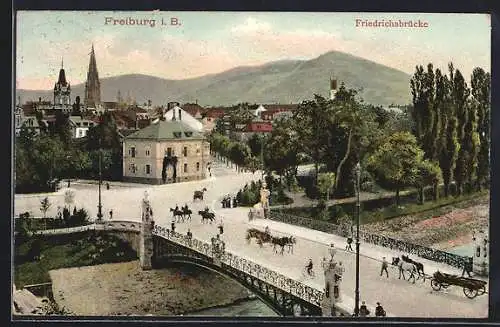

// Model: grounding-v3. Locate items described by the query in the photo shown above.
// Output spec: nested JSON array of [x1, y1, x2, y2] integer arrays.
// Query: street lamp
[[96, 137, 103, 223], [260, 135, 265, 182], [353, 162, 361, 316]]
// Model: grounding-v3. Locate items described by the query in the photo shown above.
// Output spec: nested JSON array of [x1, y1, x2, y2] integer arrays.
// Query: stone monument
[[140, 191, 154, 270], [260, 181, 271, 218], [321, 258, 344, 316], [472, 229, 489, 276]]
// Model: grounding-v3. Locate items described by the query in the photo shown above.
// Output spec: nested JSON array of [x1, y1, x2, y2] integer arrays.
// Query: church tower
[[330, 76, 338, 100], [84, 44, 102, 109], [54, 58, 71, 110]]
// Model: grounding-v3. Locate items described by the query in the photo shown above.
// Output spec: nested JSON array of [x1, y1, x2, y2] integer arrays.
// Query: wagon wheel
[[479, 285, 486, 295], [463, 287, 478, 299], [431, 279, 442, 291], [441, 283, 450, 289]]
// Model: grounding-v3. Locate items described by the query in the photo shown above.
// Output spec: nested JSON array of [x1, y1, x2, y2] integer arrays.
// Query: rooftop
[[125, 119, 205, 141]]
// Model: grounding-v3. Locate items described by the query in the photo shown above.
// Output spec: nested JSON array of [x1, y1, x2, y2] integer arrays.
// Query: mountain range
[[17, 51, 412, 107]]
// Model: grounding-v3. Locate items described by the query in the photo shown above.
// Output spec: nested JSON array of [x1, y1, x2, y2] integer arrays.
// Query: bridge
[[34, 220, 342, 316]]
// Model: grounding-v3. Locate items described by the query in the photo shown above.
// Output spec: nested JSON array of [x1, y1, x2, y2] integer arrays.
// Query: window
[[183, 147, 188, 157], [166, 147, 172, 157], [145, 164, 151, 175], [146, 149, 150, 156], [184, 163, 188, 173], [130, 147, 136, 158], [196, 162, 200, 171], [129, 163, 136, 174]]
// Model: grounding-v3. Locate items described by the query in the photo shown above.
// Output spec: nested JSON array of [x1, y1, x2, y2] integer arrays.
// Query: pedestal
[[140, 198, 154, 270], [321, 259, 343, 317], [472, 229, 489, 276]]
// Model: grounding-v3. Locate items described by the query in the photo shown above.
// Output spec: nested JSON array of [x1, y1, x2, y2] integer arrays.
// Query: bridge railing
[[269, 211, 468, 269], [152, 225, 324, 307]]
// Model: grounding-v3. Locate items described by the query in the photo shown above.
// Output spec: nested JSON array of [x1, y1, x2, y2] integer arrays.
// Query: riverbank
[[49, 261, 255, 316], [362, 196, 489, 250]]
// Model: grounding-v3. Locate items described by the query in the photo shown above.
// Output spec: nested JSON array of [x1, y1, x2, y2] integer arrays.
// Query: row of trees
[[208, 132, 260, 172], [410, 64, 490, 197], [15, 111, 123, 193]]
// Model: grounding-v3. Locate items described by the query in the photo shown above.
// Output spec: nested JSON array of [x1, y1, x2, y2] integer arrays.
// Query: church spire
[[84, 44, 101, 108]]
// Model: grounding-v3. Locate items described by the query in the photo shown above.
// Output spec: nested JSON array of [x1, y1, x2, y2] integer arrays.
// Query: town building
[[68, 116, 96, 138], [33, 61, 73, 114], [122, 117, 210, 184]]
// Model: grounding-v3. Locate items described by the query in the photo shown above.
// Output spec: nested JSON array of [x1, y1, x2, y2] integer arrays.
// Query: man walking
[[345, 236, 353, 251], [109, 209, 113, 220], [462, 257, 473, 277], [380, 257, 389, 278], [218, 219, 224, 235]]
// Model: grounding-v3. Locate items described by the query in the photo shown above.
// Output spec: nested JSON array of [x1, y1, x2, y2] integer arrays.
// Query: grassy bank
[[14, 231, 137, 288], [277, 190, 489, 225]]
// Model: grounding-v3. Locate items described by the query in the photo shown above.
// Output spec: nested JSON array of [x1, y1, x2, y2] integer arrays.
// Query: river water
[[186, 299, 278, 316]]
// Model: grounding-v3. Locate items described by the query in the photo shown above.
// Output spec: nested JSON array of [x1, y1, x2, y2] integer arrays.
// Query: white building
[[69, 117, 96, 138]]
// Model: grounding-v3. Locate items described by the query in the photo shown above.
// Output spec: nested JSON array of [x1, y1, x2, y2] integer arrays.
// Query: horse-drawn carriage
[[430, 271, 487, 299]]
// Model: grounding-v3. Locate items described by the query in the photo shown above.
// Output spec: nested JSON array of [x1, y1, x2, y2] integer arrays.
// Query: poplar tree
[[451, 68, 471, 196], [471, 67, 491, 190]]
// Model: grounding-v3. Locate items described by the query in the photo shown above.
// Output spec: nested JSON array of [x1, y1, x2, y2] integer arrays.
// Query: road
[[14, 159, 488, 318]]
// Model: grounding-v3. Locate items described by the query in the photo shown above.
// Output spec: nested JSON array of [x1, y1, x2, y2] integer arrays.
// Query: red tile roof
[[182, 103, 206, 117]]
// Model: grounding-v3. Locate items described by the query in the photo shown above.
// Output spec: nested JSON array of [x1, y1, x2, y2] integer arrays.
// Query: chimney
[[178, 108, 182, 121], [195, 99, 198, 105], [172, 106, 176, 121]]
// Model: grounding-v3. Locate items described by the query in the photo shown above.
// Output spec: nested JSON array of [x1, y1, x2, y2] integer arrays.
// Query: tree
[[264, 119, 300, 181], [229, 142, 251, 171], [40, 197, 51, 230], [414, 160, 442, 204], [317, 172, 336, 203], [471, 67, 491, 190], [436, 64, 459, 197], [451, 68, 471, 196], [366, 132, 424, 205]]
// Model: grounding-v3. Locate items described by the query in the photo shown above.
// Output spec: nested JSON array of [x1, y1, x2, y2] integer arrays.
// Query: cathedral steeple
[[84, 44, 102, 109], [54, 58, 71, 108]]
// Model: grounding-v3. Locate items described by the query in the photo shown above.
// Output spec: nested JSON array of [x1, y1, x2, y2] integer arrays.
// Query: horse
[[170, 208, 184, 223], [402, 255, 425, 279], [392, 257, 417, 283], [272, 236, 296, 255], [182, 206, 192, 221], [193, 188, 208, 201], [198, 210, 215, 223]]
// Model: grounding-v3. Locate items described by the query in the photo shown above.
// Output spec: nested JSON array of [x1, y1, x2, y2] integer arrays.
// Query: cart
[[430, 271, 487, 299]]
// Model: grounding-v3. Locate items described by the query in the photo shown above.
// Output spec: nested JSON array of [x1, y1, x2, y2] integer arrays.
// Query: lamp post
[[96, 137, 103, 223], [353, 162, 361, 316], [260, 135, 265, 182]]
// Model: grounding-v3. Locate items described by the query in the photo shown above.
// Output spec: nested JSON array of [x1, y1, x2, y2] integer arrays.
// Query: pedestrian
[[359, 301, 370, 317], [171, 221, 176, 233], [375, 302, 386, 317], [218, 220, 224, 235], [187, 229, 193, 245], [106, 182, 110, 190], [109, 209, 113, 220], [346, 236, 353, 251], [462, 257, 473, 277], [380, 257, 389, 278], [232, 197, 237, 208], [328, 243, 336, 260]]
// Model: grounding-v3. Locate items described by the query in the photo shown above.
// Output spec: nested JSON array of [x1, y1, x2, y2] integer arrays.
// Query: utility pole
[[354, 162, 361, 316], [97, 136, 103, 223]]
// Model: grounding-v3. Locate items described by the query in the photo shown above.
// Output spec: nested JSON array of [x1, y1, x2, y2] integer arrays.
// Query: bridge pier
[[140, 193, 154, 270]]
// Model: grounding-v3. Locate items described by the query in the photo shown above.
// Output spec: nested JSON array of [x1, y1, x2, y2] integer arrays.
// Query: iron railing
[[152, 225, 324, 307], [269, 211, 468, 269]]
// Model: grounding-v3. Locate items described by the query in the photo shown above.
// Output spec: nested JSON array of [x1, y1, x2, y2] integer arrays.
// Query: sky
[[15, 11, 490, 90]]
